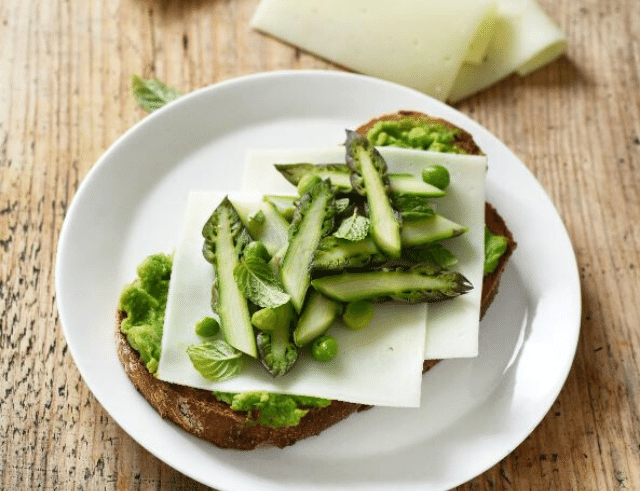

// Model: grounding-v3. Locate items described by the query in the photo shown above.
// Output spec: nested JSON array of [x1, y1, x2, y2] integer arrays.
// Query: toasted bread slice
[[115, 112, 516, 449]]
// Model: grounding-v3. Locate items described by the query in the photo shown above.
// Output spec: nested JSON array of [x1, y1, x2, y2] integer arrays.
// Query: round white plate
[[56, 70, 581, 491]]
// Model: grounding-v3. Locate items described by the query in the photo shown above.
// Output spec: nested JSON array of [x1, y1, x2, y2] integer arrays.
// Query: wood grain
[[1, 0, 639, 489]]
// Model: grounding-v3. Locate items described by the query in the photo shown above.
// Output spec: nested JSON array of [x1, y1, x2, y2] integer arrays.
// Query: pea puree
[[366, 117, 466, 154]]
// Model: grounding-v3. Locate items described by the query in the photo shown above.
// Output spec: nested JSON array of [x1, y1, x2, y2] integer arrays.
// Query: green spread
[[484, 226, 509, 275], [366, 117, 465, 154], [118, 253, 172, 374], [213, 391, 331, 428]]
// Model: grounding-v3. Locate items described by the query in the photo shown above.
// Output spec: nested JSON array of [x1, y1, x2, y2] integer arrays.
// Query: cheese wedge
[[251, 0, 497, 101], [158, 191, 428, 407], [448, 0, 567, 102], [242, 147, 487, 359]]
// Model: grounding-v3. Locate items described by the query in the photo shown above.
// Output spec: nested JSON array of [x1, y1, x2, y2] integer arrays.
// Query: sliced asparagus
[[312, 236, 384, 271], [293, 290, 342, 347], [311, 264, 473, 303], [345, 130, 401, 258], [230, 197, 290, 257], [280, 180, 335, 312], [400, 214, 467, 247], [201, 198, 257, 357], [275, 163, 444, 197]]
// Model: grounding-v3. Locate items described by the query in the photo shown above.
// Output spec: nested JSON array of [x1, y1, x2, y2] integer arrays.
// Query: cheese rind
[[251, 0, 497, 101], [158, 191, 428, 407], [242, 147, 487, 359]]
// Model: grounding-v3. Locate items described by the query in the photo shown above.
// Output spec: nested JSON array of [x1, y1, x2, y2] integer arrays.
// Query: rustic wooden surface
[[1, 0, 639, 489]]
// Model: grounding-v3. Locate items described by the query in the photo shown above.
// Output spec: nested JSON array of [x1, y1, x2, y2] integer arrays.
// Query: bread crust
[[116, 111, 516, 449]]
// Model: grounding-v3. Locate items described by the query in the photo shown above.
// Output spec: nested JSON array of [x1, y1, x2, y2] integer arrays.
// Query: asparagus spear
[[345, 130, 402, 258], [202, 198, 257, 357]]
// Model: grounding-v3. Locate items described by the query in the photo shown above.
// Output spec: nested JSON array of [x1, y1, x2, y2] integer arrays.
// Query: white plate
[[55, 70, 581, 491]]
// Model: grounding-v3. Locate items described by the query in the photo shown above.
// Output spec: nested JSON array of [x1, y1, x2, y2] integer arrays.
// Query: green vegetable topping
[[311, 335, 338, 362], [195, 316, 220, 338], [346, 130, 401, 258], [244, 240, 271, 262], [234, 253, 290, 309], [422, 164, 451, 190], [251, 307, 278, 332], [297, 174, 323, 196], [333, 211, 370, 242], [118, 253, 172, 374], [256, 303, 299, 377], [280, 179, 336, 312], [484, 225, 509, 274], [213, 391, 331, 428], [186, 339, 244, 382], [342, 300, 375, 330], [131, 75, 182, 113], [202, 197, 257, 357], [366, 117, 465, 153]]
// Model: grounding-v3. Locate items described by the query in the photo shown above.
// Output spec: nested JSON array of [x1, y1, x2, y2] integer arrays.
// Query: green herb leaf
[[333, 211, 370, 242], [186, 340, 244, 381], [234, 255, 291, 308], [132, 75, 182, 112], [392, 194, 435, 220]]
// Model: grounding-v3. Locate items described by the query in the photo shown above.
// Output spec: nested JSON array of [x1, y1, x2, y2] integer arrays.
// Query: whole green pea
[[422, 164, 450, 190], [311, 335, 338, 362], [195, 316, 220, 338], [251, 308, 278, 332], [342, 300, 374, 330]]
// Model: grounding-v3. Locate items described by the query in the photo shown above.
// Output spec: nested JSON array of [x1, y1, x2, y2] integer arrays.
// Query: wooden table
[[1, 0, 639, 489]]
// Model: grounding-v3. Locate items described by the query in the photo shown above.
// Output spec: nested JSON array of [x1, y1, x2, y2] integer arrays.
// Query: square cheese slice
[[251, 0, 497, 101], [158, 191, 428, 407], [242, 147, 487, 359]]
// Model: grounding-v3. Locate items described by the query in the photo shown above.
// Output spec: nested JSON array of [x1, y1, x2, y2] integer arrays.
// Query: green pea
[[195, 316, 220, 338], [311, 335, 338, 362], [297, 174, 322, 196], [422, 164, 450, 190], [251, 308, 278, 332], [342, 300, 374, 330], [244, 241, 271, 262]]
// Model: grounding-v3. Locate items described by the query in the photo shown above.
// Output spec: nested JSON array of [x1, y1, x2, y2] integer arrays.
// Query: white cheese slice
[[242, 147, 487, 359], [158, 191, 427, 407], [448, 0, 567, 102], [464, 3, 499, 64], [251, 0, 497, 101]]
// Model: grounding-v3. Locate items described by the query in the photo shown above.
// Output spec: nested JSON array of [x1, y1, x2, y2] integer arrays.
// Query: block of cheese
[[448, 0, 567, 102], [251, 0, 497, 101], [241, 147, 487, 359], [157, 191, 428, 407]]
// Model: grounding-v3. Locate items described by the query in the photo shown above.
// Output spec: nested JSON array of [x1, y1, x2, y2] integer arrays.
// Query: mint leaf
[[187, 340, 244, 381], [333, 211, 370, 242], [234, 255, 290, 308], [392, 194, 435, 220], [132, 75, 182, 112]]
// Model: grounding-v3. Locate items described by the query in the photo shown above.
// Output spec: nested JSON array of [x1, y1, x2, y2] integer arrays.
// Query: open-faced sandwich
[[116, 111, 516, 449]]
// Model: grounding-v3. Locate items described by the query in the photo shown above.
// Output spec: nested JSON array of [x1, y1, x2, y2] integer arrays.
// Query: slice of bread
[[115, 112, 516, 449]]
